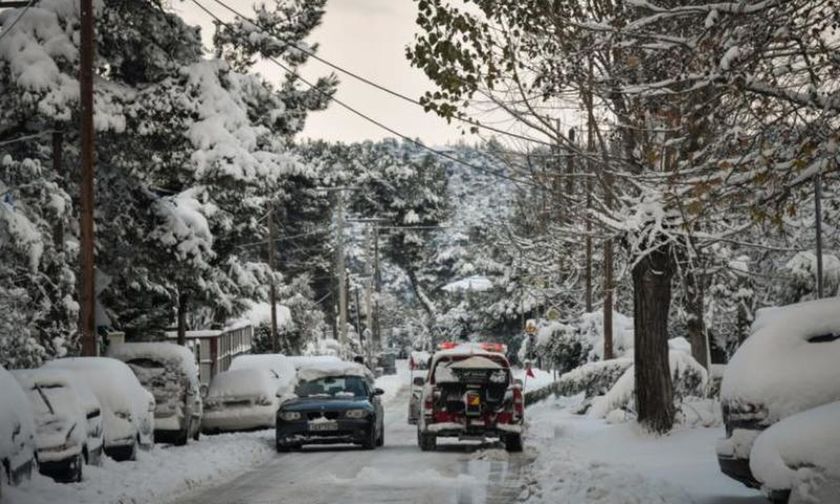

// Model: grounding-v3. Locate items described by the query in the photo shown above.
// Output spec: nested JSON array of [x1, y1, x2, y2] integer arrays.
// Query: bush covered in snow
[[554, 358, 634, 399]]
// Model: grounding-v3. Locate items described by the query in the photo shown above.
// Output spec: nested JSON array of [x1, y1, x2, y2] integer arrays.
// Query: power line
[[0, 0, 35, 45], [207, 0, 555, 149], [191, 0, 546, 188]]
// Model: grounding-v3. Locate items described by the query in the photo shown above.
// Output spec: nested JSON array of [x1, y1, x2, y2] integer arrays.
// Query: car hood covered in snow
[[720, 297, 840, 423]]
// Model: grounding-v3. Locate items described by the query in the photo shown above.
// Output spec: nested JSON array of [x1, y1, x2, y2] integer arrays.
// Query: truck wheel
[[419, 432, 436, 452], [504, 434, 523, 453]]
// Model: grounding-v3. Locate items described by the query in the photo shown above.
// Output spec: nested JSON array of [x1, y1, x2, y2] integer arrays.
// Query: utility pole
[[585, 103, 594, 313], [79, 0, 97, 356], [373, 225, 382, 348], [353, 284, 362, 345], [815, 169, 824, 299], [365, 225, 375, 364], [336, 192, 348, 349], [268, 205, 279, 353]]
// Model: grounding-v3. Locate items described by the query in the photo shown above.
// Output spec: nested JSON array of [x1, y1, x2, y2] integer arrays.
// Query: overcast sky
[[177, 0, 469, 145]]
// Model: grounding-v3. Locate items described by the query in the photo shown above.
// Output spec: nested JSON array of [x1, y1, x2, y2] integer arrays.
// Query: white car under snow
[[13, 368, 104, 483], [44, 357, 155, 461], [202, 368, 281, 433], [0, 365, 36, 491], [717, 297, 840, 498]]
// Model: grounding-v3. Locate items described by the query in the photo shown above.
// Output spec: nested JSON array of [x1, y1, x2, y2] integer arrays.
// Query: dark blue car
[[276, 370, 384, 451]]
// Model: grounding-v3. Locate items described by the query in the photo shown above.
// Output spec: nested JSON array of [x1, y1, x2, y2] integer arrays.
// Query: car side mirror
[[412, 376, 425, 387], [373, 388, 385, 396]]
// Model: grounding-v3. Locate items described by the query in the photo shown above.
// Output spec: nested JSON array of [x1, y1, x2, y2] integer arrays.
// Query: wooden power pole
[[268, 205, 279, 353], [79, 0, 97, 356]]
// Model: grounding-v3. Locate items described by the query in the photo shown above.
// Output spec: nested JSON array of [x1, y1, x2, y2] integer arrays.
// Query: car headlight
[[279, 411, 302, 421], [345, 409, 368, 419]]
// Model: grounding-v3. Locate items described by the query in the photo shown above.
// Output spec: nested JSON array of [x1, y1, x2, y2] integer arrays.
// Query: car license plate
[[309, 421, 338, 432]]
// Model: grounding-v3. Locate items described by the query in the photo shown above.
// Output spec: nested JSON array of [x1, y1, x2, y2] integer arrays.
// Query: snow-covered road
[[175, 381, 534, 504]]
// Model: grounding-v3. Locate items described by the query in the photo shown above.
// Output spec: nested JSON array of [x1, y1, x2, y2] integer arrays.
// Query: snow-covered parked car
[[108, 342, 202, 445], [717, 297, 840, 492], [202, 368, 281, 433], [229, 353, 296, 393], [44, 357, 155, 461], [275, 361, 384, 451], [416, 343, 524, 452], [0, 365, 36, 491], [12, 369, 101, 482], [749, 401, 840, 503]]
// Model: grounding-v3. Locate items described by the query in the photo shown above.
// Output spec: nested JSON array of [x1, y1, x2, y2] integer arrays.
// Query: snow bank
[[721, 297, 840, 423], [589, 351, 708, 419], [296, 360, 374, 382], [524, 395, 761, 503], [523, 397, 693, 504], [4, 430, 276, 504], [555, 358, 634, 399], [750, 401, 840, 499]]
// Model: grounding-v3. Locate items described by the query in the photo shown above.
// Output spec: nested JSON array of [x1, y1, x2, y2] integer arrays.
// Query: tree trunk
[[632, 246, 676, 433], [177, 291, 188, 346], [686, 268, 709, 370]]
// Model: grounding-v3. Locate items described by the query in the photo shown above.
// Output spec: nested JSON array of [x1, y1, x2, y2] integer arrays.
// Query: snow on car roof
[[721, 297, 840, 422], [432, 345, 508, 364], [207, 368, 276, 399], [0, 365, 35, 459], [44, 357, 149, 415], [750, 400, 840, 495], [107, 342, 199, 377], [296, 360, 374, 382], [288, 355, 342, 369], [229, 354, 296, 387]]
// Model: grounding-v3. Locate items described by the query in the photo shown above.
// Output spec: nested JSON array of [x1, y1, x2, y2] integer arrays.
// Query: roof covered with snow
[[107, 342, 199, 378], [0, 365, 35, 460], [229, 354, 296, 389], [296, 360, 374, 382], [287, 355, 342, 370], [206, 368, 277, 400]]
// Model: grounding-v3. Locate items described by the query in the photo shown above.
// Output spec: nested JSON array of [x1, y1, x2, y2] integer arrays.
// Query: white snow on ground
[[374, 359, 411, 403], [3, 430, 276, 504], [512, 366, 554, 392], [523, 395, 766, 504]]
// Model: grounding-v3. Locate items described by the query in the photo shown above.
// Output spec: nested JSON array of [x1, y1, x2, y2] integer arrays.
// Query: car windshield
[[295, 376, 368, 398]]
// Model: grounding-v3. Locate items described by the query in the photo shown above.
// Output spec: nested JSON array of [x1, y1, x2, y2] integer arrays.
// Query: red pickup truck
[[415, 343, 524, 452]]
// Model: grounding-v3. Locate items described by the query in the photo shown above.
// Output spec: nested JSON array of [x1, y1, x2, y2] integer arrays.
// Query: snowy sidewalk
[[522, 396, 766, 504]]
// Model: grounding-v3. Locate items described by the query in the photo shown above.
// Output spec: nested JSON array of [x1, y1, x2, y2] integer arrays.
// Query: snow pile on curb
[[4, 430, 276, 504], [522, 396, 693, 504]]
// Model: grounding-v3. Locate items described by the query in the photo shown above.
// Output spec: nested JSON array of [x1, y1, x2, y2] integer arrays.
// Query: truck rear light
[[424, 396, 434, 411], [512, 387, 524, 417]]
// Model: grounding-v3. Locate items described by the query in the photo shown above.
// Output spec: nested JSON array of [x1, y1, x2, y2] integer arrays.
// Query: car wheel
[[175, 420, 190, 446], [276, 441, 292, 453], [504, 434, 523, 453], [419, 431, 436, 452], [362, 425, 377, 450], [72, 453, 83, 483]]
